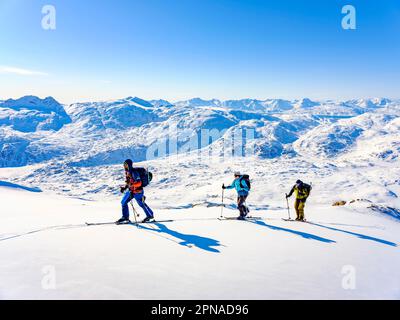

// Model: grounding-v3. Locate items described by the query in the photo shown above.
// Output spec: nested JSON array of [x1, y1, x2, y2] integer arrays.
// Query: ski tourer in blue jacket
[[225, 176, 250, 196], [223, 172, 250, 219]]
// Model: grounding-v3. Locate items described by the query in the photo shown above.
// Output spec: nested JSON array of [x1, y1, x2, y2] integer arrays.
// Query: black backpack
[[302, 183, 312, 196], [239, 174, 251, 190], [132, 167, 153, 187]]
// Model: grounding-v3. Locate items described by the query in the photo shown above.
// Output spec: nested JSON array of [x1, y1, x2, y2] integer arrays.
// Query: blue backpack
[[239, 175, 251, 190]]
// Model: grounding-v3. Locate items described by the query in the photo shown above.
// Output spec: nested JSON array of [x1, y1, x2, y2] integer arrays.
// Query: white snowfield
[[0, 95, 399, 299], [0, 183, 399, 300]]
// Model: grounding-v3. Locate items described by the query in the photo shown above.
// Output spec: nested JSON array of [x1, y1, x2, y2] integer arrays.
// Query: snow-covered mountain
[[0, 95, 399, 207], [0, 96, 72, 167], [1, 95, 396, 168], [0, 96, 71, 132], [294, 106, 400, 160]]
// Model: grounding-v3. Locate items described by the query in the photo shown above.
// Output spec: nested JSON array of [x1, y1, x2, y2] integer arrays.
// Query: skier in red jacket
[[117, 159, 154, 224]]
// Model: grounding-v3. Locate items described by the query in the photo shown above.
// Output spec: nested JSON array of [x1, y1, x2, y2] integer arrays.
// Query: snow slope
[[0, 185, 399, 299]]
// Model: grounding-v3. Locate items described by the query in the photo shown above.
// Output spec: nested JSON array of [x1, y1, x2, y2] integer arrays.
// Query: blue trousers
[[121, 191, 154, 219]]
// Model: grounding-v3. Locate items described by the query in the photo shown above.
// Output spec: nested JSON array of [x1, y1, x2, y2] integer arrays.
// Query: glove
[[222, 184, 226, 189], [285, 194, 289, 199], [120, 186, 127, 193]]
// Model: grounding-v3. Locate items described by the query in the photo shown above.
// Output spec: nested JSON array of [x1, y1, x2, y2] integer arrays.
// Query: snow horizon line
[[1, 95, 398, 107]]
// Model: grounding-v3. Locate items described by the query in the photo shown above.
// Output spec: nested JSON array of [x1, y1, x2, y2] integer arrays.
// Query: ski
[[85, 220, 174, 226], [85, 222, 116, 226], [218, 216, 262, 221], [136, 219, 174, 224], [282, 218, 308, 223]]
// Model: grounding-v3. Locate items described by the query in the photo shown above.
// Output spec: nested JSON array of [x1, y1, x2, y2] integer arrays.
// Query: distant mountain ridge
[[0, 95, 398, 168], [0, 95, 71, 133]]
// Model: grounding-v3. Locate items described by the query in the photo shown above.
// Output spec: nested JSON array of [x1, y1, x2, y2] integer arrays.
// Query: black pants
[[237, 195, 248, 217]]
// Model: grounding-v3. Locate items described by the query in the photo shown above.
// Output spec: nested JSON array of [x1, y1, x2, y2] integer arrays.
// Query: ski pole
[[220, 187, 225, 218], [285, 194, 291, 220], [130, 201, 139, 227]]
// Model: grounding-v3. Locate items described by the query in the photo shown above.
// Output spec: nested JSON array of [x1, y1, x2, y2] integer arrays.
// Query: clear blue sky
[[0, 0, 399, 103]]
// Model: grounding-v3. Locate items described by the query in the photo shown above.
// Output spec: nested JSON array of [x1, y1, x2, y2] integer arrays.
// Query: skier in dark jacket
[[223, 172, 250, 220], [286, 180, 311, 221], [117, 159, 154, 224]]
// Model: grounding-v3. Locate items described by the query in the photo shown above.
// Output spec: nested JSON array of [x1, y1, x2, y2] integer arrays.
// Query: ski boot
[[116, 217, 131, 225], [142, 216, 155, 223]]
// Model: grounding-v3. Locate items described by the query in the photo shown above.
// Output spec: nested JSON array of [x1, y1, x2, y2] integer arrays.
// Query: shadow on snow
[[307, 222, 397, 247], [137, 222, 222, 253], [0, 180, 42, 193], [250, 220, 336, 244]]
